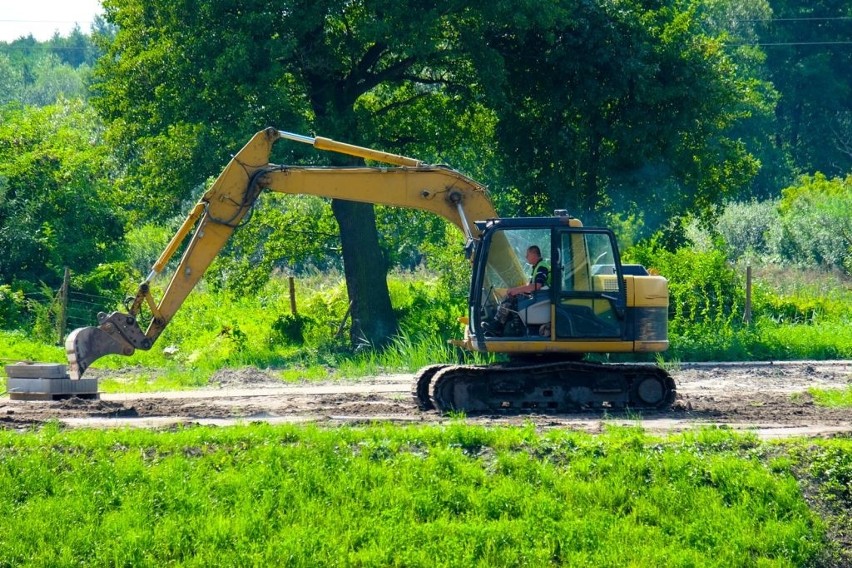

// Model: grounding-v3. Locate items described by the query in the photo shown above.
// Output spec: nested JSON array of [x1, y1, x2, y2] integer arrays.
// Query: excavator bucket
[[65, 314, 142, 379], [66, 326, 134, 380]]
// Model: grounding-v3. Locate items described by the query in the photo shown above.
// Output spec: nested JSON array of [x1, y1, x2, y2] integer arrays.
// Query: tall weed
[[340, 331, 495, 376], [0, 285, 26, 330]]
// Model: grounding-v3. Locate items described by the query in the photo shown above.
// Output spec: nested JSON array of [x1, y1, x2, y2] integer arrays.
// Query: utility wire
[[0, 46, 94, 50], [726, 41, 852, 47], [0, 19, 97, 23], [733, 17, 852, 23]]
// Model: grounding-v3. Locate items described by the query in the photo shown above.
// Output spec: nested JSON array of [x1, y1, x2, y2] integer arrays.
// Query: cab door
[[553, 230, 626, 339]]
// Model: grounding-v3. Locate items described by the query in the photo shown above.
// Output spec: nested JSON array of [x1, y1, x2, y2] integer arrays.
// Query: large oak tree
[[92, 0, 485, 348]]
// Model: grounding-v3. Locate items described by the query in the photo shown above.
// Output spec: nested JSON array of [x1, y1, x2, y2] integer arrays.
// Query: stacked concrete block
[[4, 363, 99, 401]]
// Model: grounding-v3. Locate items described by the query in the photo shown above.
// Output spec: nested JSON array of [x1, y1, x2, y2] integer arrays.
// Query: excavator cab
[[463, 211, 666, 358]]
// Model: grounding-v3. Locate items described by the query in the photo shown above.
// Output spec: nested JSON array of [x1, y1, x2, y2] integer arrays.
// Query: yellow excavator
[[66, 127, 675, 412]]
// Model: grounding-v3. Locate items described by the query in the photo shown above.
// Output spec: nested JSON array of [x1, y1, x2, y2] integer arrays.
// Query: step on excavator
[[66, 127, 676, 413]]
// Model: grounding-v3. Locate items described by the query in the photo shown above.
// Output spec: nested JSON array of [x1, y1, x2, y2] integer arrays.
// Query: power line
[[726, 41, 852, 47], [756, 41, 852, 46], [734, 17, 852, 23], [0, 46, 94, 50], [724, 15, 852, 47], [0, 19, 94, 24]]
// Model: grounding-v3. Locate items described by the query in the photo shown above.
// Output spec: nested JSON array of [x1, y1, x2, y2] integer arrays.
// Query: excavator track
[[419, 361, 675, 414], [411, 364, 452, 411]]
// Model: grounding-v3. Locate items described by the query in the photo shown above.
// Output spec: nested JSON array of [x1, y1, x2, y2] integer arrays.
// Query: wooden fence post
[[743, 263, 752, 325], [57, 267, 70, 345], [289, 276, 297, 315]]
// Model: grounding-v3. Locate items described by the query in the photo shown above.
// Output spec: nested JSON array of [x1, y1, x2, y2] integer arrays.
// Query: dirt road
[[1, 361, 850, 438]]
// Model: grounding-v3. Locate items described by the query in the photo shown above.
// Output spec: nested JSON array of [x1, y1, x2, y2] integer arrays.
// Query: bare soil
[[2, 361, 850, 438]]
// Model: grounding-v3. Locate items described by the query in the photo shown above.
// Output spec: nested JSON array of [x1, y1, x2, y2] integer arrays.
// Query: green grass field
[[1, 423, 847, 567]]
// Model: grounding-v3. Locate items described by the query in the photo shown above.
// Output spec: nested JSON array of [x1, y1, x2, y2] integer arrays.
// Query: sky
[[0, 0, 103, 42]]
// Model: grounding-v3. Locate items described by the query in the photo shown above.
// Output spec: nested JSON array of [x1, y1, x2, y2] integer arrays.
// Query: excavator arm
[[66, 127, 522, 378]]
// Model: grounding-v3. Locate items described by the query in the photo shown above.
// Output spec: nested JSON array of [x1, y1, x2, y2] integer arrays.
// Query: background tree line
[[0, 0, 849, 349]]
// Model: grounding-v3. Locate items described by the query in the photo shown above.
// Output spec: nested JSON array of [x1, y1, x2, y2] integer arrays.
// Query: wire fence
[[17, 272, 123, 345], [65, 290, 123, 329]]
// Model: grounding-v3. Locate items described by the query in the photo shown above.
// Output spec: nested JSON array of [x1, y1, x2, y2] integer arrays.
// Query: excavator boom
[[66, 127, 513, 378]]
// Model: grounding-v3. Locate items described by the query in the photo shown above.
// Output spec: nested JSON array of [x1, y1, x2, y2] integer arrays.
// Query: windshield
[[482, 228, 551, 299]]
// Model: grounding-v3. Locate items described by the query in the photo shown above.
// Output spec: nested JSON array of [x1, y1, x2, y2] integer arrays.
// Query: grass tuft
[[808, 385, 852, 408]]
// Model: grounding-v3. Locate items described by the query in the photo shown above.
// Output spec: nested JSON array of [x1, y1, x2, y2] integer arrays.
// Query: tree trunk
[[331, 198, 398, 349]]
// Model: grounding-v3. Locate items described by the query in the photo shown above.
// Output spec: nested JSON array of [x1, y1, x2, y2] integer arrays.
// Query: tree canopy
[[760, 0, 851, 178], [0, 101, 124, 288], [0, 29, 97, 106], [90, 0, 504, 347], [465, 0, 768, 234]]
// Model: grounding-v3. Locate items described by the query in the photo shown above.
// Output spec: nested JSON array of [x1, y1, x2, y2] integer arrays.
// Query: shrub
[[298, 278, 352, 347], [626, 238, 755, 359], [716, 199, 780, 259], [388, 273, 467, 340], [271, 313, 314, 343], [627, 241, 743, 335], [772, 173, 852, 275], [71, 261, 137, 299], [0, 284, 25, 329], [27, 283, 60, 344], [0, 101, 124, 290]]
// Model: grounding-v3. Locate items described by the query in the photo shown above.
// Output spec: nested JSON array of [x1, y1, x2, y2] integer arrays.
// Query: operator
[[507, 245, 551, 297]]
